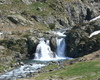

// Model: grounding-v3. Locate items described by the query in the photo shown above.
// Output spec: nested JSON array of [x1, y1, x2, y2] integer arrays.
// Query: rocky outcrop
[[66, 19, 100, 58], [21, 0, 35, 5], [7, 15, 34, 26], [27, 36, 38, 58], [50, 37, 57, 52], [0, 35, 38, 72], [65, 0, 100, 26], [0, 37, 28, 58], [0, 0, 12, 4]]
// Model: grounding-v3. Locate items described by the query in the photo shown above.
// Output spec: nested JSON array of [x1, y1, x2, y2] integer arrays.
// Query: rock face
[[27, 36, 38, 58], [65, 0, 100, 26], [8, 15, 34, 26], [66, 19, 100, 58], [0, 0, 99, 29], [0, 38, 28, 58]]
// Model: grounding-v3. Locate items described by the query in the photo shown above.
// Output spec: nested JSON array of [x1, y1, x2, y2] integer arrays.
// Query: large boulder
[[66, 19, 100, 58], [50, 37, 57, 52]]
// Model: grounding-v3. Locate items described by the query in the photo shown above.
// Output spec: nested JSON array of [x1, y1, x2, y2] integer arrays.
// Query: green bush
[[49, 23, 55, 30]]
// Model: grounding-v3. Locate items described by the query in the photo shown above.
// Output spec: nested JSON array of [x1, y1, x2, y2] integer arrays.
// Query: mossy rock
[[66, 21, 100, 58]]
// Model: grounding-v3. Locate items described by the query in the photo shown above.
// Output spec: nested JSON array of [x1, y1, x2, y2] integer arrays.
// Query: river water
[[0, 60, 46, 80]]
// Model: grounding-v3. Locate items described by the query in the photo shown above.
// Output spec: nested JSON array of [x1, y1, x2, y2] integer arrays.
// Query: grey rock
[[32, 15, 56, 24], [7, 15, 34, 26], [66, 19, 100, 58], [21, 0, 32, 5], [19, 61, 24, 65], [0, 45, 5, 50], [50, 37, 57, 52], [37, 7, 43, 11], [0, 0, 12, 4], [65, 1, 99, 26], [21, 0, 36, 5]]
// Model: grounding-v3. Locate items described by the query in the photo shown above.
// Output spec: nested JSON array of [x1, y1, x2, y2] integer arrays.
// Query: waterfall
[[55, 32, 66, 57], [34, 31, 72, 61], [56, 38, 66, 57], [34, 38, 55, 60]]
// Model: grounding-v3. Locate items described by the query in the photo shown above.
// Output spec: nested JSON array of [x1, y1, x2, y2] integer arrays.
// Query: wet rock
[[21, 74, 27, 78], [19, 62, 24, 65], [50, 37, 57, 52], [27, 36, 38, 58]]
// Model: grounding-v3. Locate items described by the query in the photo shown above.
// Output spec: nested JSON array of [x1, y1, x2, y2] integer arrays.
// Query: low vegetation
[[24, 60, 100, 80], [0, 65, 9, 73]]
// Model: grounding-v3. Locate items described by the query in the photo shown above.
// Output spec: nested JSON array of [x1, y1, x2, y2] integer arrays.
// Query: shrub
[[49, 23, 55, 30]]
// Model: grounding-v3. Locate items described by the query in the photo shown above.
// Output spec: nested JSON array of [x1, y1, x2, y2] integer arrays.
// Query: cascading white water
[[34, 38, 55, 60], [0, 63, 45, 80], [56, 38, 66, 57], [34, 31, 72, 61], [55, 32, 66, 57]]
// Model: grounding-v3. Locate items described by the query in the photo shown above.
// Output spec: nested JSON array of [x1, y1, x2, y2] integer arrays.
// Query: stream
[[0, 59, 72, 80], [0, 60, 46, 80], [0, 29, 73, 80]]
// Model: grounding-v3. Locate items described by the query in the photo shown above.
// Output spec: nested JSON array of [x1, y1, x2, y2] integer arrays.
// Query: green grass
[[24, 2, 53, 16], [0, 65, 9, 73], [43, 63, 59, 71], [27, 60, 100, 80], [0, 0, 66, 16]]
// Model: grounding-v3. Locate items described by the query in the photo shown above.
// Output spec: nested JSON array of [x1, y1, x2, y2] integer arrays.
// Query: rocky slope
[[0, 0, 100, 72]]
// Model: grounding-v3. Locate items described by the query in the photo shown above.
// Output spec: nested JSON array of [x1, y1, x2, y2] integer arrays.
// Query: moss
[[49, 23, 56, 30], [0, 65, 9, 73], [24, 2, 52, 16], [0, 38, 27, 53]]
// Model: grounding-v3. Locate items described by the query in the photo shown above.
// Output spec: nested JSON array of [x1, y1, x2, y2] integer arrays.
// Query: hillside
[[0, 0, 100, 77]]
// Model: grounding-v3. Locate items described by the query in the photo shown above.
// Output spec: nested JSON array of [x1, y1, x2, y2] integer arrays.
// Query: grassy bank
[[17, 59, 100, 80]]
